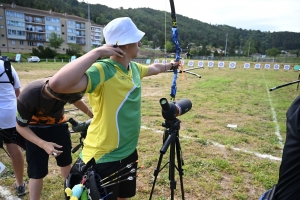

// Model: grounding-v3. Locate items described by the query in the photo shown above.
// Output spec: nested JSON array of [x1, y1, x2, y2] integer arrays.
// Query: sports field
[[0, 60, 298, 199]]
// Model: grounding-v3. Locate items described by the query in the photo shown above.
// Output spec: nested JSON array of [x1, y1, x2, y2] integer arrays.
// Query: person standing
[[49, 17, 180, 200], [0, 59, 26, 196], [16, 78, 93, 200]]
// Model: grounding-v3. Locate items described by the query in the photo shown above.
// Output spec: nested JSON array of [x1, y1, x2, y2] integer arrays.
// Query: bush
[[32, 46, 57, 58]]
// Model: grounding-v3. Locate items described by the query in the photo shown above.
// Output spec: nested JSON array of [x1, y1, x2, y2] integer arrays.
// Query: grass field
[[0, 60, 299, 200]]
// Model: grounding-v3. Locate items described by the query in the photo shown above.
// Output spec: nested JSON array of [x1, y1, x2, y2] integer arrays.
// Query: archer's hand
[[170, 60, 181, 70], [95, 45, 126, 58], [41, 142, 63, 157]]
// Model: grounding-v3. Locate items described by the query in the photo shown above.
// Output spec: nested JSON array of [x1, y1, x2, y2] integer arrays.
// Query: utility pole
[[225, 33, 228, 56], [248, 42, 250, 57], [239, 38, 242, 57]]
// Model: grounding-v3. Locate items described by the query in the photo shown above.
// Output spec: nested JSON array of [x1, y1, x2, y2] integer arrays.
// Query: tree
[[66, 43, 82, 57], [242, 39, 257, 56], [48, 32, 64, 50], [152, 34, 159, 49], [213, 50, 219, 57], [32, 46, 57, 58], [266, 48, 279, 57], [165, 41, 173, 52]]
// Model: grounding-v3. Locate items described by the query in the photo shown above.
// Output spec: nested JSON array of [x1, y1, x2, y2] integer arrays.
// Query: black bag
[[65, 158, 108, 200]]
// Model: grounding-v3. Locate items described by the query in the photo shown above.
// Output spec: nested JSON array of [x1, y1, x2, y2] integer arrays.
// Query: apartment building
[[0, 3, 103, 54]]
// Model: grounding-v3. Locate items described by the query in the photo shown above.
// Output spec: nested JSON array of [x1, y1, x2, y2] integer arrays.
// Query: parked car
[[27, 56, 40, 62]]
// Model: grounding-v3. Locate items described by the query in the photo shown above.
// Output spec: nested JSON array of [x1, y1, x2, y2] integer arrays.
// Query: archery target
[[264, 64, 270, 69], [255, 64, 261, 69], [218, 62, 224, 68], [244, 63, 250, 69], [198, 61, 204, 67], [208, 61, 214, 68], [284, 65, 290, 70], [229, 62, 236, 69], [162, 59, 167, 64], [154, 59, 159, 64], [188, 60, 194, 67], [274, 64, 280, 70]]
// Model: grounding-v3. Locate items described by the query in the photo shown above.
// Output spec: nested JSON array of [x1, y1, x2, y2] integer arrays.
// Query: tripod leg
[[169, 135, 176, 200], [175, 136, 185, 200], [150, 132, 176, 200], [149, 151, 165, 200]]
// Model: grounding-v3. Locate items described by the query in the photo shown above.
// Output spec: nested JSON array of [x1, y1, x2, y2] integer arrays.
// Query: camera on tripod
[[159, 98, 192, 120], [68, 118, 92, 153]]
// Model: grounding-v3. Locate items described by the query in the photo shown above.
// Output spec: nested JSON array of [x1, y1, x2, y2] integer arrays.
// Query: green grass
[[0, 60, 298, 199]]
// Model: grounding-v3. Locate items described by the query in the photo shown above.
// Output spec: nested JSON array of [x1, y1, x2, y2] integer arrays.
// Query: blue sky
[[87, 0, 300, 33]]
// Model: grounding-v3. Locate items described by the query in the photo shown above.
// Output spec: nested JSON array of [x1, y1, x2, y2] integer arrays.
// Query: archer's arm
[[146, 61, 180, 76], [50, 46, 125, 93]]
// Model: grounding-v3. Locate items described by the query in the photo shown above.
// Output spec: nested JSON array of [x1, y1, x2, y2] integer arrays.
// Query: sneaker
[[15, 182, 26, 196]]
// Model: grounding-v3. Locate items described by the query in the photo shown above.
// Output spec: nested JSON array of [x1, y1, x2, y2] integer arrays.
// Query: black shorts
[[94, 150, 138, 199], [0, 127, 15, 144], [26, 123, 72, 179]]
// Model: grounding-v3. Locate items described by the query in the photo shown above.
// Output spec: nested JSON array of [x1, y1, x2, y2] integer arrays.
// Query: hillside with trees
[[1, 0, 300, 56]]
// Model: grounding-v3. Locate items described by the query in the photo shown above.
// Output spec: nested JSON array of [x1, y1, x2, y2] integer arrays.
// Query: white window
[[12, 40, 15, 45]]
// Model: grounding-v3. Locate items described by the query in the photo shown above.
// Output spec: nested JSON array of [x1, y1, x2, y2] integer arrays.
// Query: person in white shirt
[[0, 60, 26, 196]]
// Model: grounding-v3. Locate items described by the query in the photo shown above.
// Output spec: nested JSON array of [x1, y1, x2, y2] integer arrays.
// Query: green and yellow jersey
[[81, 59, 148, 164]]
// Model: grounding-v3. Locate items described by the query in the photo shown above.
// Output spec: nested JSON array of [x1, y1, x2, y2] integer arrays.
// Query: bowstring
[[163, 0, 168, 97]]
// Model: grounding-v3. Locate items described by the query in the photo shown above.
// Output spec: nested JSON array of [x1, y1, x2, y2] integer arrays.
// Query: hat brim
[[114, 30, 145, 46]]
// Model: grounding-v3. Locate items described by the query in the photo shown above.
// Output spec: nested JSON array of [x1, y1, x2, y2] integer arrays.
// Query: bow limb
[[169, 0, 182, 101]]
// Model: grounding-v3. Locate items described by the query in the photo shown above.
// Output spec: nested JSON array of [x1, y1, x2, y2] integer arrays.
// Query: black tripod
[[149, 117, 185, 200]]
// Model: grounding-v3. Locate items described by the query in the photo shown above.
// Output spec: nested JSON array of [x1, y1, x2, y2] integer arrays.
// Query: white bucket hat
[[103, 17, 145, 46]]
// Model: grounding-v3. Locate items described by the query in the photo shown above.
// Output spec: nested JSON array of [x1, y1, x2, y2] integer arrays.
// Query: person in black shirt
[[16, 79, 93, 200]]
